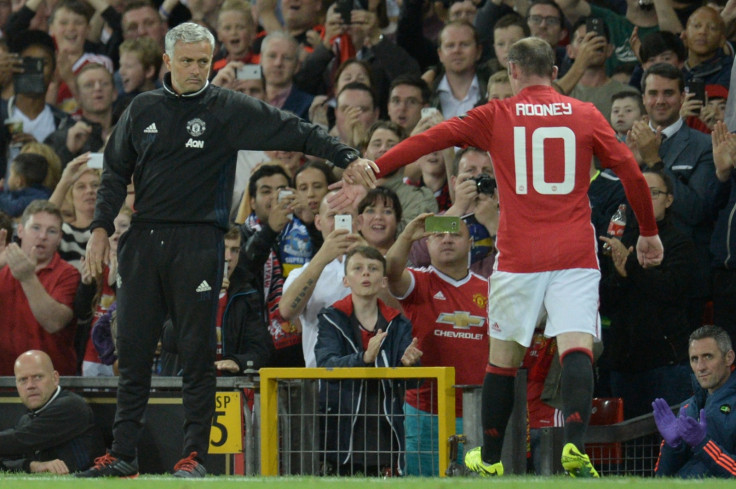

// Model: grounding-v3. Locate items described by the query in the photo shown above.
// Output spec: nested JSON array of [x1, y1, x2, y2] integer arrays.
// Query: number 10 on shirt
[[514, 126, 576, 195]]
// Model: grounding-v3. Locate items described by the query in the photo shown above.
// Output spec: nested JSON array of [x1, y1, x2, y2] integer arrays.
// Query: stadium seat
[[586, 397, 624, 466]]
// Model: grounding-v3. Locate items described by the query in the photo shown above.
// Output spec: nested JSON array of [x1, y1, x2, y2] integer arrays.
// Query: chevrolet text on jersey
[[434, 329, 485, 340], [515, 102, 573, 116]]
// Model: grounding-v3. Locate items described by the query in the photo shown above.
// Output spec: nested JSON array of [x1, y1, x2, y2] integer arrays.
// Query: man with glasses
[[387, 75, 431, 134], [526, 0, 569, 72]]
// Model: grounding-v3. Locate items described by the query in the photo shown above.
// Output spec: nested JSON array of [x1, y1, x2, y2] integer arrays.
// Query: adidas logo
[[196, 280, 212, 293], [566, 412, 583, 424], [433, 291, 446, 300], [144, 123, 158, 134]]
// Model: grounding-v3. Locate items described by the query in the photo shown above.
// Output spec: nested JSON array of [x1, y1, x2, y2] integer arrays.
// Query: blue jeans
[[403, 403, 463, 476]]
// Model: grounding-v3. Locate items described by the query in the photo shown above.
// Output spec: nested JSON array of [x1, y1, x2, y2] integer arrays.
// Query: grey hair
[[507, 37, 555, 79], [165, 22, 215, 58], [690, 325, 733, 357], [261, 31, 298, 56]]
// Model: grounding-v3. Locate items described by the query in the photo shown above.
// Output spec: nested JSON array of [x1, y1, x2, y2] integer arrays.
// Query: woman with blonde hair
[[20, 141, 62, 190], [49, 152, 100, 271]]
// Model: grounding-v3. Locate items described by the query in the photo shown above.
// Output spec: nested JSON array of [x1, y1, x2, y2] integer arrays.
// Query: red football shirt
[[398, 266, 489, 416], [377, 85, 657, 273], [0, 253, 81, 375]]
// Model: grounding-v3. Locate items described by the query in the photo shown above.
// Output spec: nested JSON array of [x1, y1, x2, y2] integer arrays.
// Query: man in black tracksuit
[[80, 22, 376, 478]]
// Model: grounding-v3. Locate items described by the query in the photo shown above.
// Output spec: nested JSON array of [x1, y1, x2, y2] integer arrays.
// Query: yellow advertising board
[[209, 391, 243, 453]]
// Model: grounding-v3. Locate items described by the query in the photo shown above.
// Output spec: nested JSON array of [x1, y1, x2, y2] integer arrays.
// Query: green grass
[[0, 475, 733, 489]]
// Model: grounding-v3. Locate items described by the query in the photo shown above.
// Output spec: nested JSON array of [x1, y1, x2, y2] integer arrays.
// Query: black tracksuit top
[[92, 73, 359, 235]]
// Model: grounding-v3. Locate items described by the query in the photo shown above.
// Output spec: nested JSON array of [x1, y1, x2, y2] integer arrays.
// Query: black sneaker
[[172, 451, 207, 478], [76, 453, 139, 478]]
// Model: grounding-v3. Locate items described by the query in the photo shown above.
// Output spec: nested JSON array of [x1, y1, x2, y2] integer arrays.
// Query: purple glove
[[652, 398, 681, 447], [677, 408, 707, 447]]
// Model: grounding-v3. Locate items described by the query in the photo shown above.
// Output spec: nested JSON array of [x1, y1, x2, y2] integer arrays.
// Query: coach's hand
[[636, 234, 663, 268], [30, 458, 69, 474], [343, 158, 379, 188], [86, 227, 110, 277]]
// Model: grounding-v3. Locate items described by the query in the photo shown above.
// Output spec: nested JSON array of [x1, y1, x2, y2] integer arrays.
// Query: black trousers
[[111, 225, 224, 464]]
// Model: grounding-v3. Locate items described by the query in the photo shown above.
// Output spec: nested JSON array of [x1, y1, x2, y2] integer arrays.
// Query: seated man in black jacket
[[0, 350, 104, 474]]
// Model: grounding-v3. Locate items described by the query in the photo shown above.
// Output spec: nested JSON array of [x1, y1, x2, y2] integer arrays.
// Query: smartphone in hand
[[335, 214, 353, 232]]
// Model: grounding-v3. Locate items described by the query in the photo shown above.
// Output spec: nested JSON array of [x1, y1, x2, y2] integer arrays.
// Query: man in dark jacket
[[0, 350, 104, 474], [82, 22, 376, 478], [711, 122, 736, 343], [216, 227, 274, 373], [653, 325, 736, 478], [315, 246, 421, 476], [681, 7, 732, 89]]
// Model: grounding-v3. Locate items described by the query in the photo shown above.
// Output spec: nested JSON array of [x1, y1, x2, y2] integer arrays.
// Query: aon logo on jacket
[[186, 138, 204, 148]]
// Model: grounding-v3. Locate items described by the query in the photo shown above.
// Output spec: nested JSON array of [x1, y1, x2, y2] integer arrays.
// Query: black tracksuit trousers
[[111, 224, 224, 464]]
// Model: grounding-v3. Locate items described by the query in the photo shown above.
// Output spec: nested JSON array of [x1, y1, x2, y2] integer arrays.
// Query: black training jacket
[[92, 73, 359, 235]]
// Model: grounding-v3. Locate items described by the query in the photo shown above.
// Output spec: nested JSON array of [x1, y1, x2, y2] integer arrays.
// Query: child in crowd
[[0, 153, 50, 217], [212, 0, 258, 73], [492, 14, 529, 73], [315, 246, 421, 476], [118, 37, 162, 95], [610, 91, 645, 142], [487, 70, 513, 100], [114, 37, 163, 118], [47, 0, 113, 113]]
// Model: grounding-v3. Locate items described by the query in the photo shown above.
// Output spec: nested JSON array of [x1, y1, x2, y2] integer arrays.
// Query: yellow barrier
[[260, 367, 456, 477]]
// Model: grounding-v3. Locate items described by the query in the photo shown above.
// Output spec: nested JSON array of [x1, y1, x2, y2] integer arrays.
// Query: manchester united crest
[[186, 118, 206, 137]]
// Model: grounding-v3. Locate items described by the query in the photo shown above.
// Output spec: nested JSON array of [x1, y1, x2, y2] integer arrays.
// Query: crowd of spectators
[[1, 0, 736, 478]]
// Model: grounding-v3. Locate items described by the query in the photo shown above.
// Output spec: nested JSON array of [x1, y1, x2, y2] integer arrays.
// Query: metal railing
[[259, 367, 456, 477], [0, 373, 666, 477]]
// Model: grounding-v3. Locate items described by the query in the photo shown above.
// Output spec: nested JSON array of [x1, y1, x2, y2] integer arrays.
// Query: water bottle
[[603, 204, 626, 255]]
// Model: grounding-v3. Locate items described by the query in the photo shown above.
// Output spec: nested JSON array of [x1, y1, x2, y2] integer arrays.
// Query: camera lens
[[474, 174, 496, 195]]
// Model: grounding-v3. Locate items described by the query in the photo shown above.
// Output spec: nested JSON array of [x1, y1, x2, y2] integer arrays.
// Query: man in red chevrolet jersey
[[342, 36, 663, 477]]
